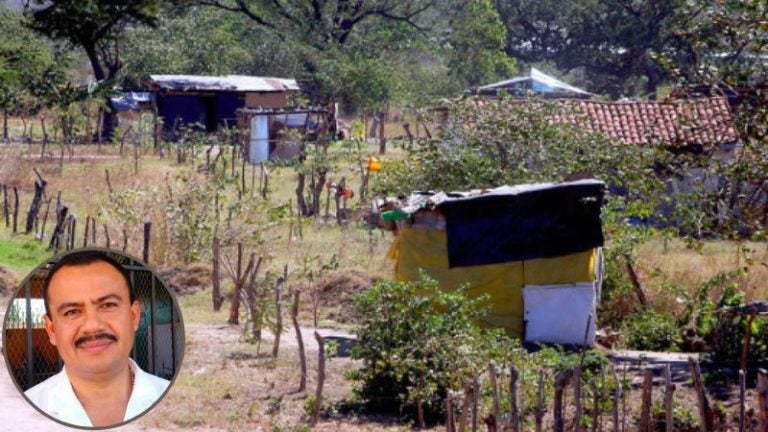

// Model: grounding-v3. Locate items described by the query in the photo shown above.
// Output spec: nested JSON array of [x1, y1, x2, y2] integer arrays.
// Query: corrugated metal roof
[[149, 75, 300, 92], [477, 68, 592, 96]]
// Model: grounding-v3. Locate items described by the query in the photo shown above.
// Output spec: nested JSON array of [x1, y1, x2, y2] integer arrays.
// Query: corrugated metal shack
[[147, 75, 300, 133], [380, 180, 606, 346]]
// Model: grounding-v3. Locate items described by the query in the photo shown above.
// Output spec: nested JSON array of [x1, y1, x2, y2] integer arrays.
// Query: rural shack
[[382, 180, 605, 345], [147, 74, 300, 134]]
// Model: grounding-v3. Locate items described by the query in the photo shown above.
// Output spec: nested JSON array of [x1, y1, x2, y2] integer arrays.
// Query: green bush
[[620, 310, 681, 351], [350, 274, 493, 422]]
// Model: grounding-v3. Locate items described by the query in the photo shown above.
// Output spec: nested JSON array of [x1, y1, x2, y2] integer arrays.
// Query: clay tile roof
[[558, 98, 737, 147]]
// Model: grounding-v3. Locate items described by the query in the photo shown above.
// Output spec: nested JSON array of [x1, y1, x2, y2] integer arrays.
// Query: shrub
[[350, 274, 493, 422], [620, 310, 681, 351]]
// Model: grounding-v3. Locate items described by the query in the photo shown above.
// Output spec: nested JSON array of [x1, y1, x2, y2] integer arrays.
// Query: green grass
[[0, 233, 54, 277]]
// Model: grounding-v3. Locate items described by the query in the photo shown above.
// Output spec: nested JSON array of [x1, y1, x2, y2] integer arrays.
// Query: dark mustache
[[75, 333, 117, 347]]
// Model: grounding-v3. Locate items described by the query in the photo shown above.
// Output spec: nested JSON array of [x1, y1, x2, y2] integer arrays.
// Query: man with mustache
[[24, 250, 170, 427]]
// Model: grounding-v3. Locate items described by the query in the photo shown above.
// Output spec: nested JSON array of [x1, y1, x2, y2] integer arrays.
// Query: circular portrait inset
[[2, 248, 184, 429]]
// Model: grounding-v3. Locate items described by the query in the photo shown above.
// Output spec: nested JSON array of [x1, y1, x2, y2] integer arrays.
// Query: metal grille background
[[3, 255, 183, 391]]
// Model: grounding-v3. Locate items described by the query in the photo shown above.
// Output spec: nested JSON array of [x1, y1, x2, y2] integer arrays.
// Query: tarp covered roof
[[149, 75, 300, 92], [474, 68, 592, 97], [110, 92, 153, 111]]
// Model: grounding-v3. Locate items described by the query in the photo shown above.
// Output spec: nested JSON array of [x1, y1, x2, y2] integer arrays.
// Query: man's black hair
[[43, 250, 136, 317]]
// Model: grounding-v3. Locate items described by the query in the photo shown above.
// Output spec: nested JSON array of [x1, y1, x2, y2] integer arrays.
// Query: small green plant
[[350, 273, 493, 423], [620, 310, 681, 351]]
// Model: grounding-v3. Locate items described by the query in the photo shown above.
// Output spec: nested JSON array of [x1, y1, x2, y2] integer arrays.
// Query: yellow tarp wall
[[389, 227, 596, 337]]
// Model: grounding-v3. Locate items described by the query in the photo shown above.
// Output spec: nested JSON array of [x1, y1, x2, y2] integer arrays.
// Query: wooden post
[[272, 265, 287, 358], [291, 289, 307, 392], [758, 369, 768, 432], [665, 364, 675, 432], [3, 184, 8, 227], [739, 369, 745, 432], [510, 366, 520, 432], [553, 368, 573, 432], [536, 370, 544, 432], [625, 255, 648, 309], [12, 186, 19, 234], [488, 363, 500, 432], [445, 396, 456, 432], [105, 168, 113, 194], [472, 379, 479, 432], [459, 385, 474, 432], [689, 358, 713, 432], [68, 216, 76, 250], [83, 215, 90, 247], [611, 365, 622, 432], [143, 222, 151, 263], [39, 197, 52, 241], [212, 235, 223, 311], [741, 312, 756, 373], [91, 217, 96, 244], [639, 369, 653, 432], [103, 223, 110, 248], [311, 331, 326, 426], [25, 168, 47, 234], [574, 367, 583, 432], [228, 243, 245, 325], [122, 228, 128, 253]]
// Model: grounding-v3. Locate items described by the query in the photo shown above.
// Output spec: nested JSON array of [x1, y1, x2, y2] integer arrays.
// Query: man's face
[[44, 261, 140, 380]]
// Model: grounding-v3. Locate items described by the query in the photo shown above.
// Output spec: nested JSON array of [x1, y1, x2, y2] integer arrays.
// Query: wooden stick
[[12, 186, 18, 234], [446, 395, 456, 432], [665, 364, 675, 432], [738, 369, 745, 432], [639, 369, 653, 432], [311, 331, 326, 426], [271, 265, 287, 358], [291, 289, 307, 392], [488, 363, 500, 432], [459, 385, 473, 432], [472, 378, 479, 432], [105, 168, 113, 194], [611, 364, 622, 432], [510, 366, 520, 432], [142, 222, 152, 263], [689, 358, 713, 432], [83, 215, 90, 247], [554, 368, 573, 432], [103, 223, 110, 248], [574, 367, 583, 432], [536, 370, 544, 432], [3, 184, 8, 227], [212, 235, 223, 311], [741, 312, 756, 373], [758, 369, 768, 432]]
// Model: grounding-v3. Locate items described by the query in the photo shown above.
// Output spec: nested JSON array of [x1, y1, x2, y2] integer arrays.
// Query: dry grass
[[635, 238, 768, 315], [0, 138, 767, 431]]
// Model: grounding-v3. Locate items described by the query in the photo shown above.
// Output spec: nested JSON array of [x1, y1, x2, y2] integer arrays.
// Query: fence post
[[758, 369, 768, 432], [554, 368, 573, 432], [510, 366, 520, 432], [639, 369, 654, 432], [739, 369, 746, 432], [311, 331, 326, 426], [488, 363, 500, 432], [689, 358, 713, 432], [665, 364, 675, 432], [536, 370, 544, 432], [574, 366, 583, 432], [143, 222, 152, 263]]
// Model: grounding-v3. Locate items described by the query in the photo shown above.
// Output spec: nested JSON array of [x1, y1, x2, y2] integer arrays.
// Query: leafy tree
[[0, 7, 54, 140], [195, 0, 436, 48], [26, 0, 164, 137], [494, 0, 688, 98], [446, 0, 516, 88], [121, 6, 303, 81], [660, 1, 768, 235]]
